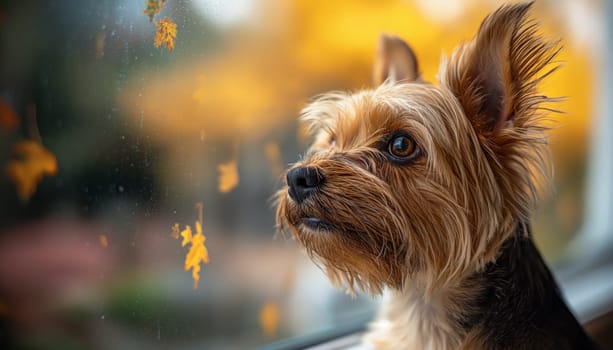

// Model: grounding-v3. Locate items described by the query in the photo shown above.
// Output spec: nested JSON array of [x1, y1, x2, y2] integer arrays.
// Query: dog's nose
[[286, 166, 324, 203]]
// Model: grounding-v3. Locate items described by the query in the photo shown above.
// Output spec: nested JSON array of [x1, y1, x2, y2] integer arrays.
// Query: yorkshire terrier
[[276, 2, 596, 349]]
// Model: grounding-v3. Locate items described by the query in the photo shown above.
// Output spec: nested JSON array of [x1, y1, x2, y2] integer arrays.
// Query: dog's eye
[[387, 134, 418, 161], [329, 135, 336, 146]]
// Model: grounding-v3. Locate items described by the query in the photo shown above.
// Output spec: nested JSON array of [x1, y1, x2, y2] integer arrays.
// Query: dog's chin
[[279, 201, 407, 292]]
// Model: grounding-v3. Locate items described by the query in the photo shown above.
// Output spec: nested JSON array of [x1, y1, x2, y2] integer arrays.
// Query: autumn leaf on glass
[[173, 203, 209, 289], [6, 140, 58, 202], [154, 17, 177, 52], [218, 159, 239, 193], [259, 301, 280, 338], [143, 0, 166, 22]]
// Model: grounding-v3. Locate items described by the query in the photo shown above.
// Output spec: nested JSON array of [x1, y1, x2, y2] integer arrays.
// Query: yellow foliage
[[180, 225, 192, 247], [173, 203, 210, 289], [143, 0, 166, 22], [154, 17, 177, 52], [259, 301, 280, 338], [218, 159, 239, 193], [6, 140, 58, 202], [123, 0, 594, 157]]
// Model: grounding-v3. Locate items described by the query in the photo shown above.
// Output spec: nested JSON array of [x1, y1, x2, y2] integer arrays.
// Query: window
[[0, 1, 610, 349]]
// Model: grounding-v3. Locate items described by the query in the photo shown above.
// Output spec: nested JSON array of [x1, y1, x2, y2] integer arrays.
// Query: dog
[[276, 2, 596, 349]]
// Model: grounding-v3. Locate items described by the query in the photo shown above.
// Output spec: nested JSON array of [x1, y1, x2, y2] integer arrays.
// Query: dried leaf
[[6, 140, 58, 202], [143, 0, 166, 22], [259, 301, 280, 337], [0, 100, 19, 133], [180, 225, 192, 247], [218, 159, 239, 193], [184, 221, 209, 289], [99, 235, 109, 248], [154, 17, 177, 52], [173, 203, 210, 289]]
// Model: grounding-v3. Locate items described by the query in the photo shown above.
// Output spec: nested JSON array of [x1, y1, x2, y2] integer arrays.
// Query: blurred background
[[0, 0, 606, 349]]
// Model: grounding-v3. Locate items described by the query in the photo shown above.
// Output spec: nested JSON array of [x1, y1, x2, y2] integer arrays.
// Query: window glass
[[0, 0, 602, 348]]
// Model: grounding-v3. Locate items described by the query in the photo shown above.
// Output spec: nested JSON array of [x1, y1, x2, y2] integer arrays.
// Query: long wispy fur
[[276, 3, 595, 349]]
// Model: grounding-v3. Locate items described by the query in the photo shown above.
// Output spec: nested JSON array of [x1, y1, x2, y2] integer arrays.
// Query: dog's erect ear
[[373, 34, 420, 85], [441, 2, 559, 134]]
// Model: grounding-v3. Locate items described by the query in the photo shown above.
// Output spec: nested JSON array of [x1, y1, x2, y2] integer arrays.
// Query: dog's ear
[[440, 2, 559, 135], [373, 34, 420, 85]]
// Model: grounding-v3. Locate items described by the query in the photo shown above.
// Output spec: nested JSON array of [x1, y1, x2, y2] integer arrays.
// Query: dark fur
[[463, 224, 596, 349]]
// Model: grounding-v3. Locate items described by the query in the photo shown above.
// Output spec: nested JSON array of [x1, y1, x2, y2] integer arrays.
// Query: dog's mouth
[[300, 217, 335, 232]]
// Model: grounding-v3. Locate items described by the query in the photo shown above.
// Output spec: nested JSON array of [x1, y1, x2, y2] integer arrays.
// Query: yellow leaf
[[180, 225, 192, 247], [259, 302, 280, 338], [99, 234, 109, 248], [183, 222, 209, 289], [143, 0, 166, 22], [154, 17, 177, 52], [176, 203, 210, 289], [6, 140, 58, 202], [218, 159, 239, 193]]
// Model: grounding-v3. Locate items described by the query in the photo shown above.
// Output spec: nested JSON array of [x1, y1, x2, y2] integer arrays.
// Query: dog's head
[[276, 3, 558, 294]]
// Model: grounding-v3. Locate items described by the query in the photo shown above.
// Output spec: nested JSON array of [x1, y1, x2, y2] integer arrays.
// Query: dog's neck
[[365, 266, 476, 349], [365, 223, 592, 350], [365, 273, 470, 349]]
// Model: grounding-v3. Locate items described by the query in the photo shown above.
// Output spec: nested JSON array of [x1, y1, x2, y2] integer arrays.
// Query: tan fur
[[364, 272, 484, 350], [275, 2, 560, 348]]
